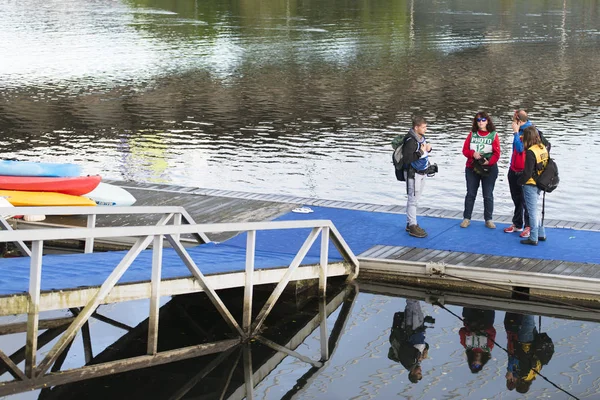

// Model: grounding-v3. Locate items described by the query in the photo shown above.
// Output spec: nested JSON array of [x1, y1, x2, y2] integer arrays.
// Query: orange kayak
[[0, 175, 101, 196]]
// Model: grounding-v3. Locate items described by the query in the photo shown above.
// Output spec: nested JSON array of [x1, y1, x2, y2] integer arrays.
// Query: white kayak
[[83, 182, 136, 206]]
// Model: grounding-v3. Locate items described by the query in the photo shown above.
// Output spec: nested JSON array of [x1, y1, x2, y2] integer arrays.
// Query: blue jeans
[[517, 314, 537, 343], [463, 165, 498, 221], [523, 184, 546, 241]]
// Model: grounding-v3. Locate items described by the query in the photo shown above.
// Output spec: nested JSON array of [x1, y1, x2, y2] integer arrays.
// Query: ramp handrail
[[0, 206, 209, 256], [0, 207, 359, 384]]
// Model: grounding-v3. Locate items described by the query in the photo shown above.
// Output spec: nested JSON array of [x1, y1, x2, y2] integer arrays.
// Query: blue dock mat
[[0, 240, 334, 296], [258, 206, 600, 264], [1, 206, 598, 295]]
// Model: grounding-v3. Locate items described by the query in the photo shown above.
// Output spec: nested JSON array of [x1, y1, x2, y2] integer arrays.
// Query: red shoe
[[503, 225, 523, 233], [519, 227, 531, 238]]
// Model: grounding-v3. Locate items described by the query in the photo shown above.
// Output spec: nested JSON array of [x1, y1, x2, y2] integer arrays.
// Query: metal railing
[[0, 206, 359, 391], [0, 205, 209, 256]]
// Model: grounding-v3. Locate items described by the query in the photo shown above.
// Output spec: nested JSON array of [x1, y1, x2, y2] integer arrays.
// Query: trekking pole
[[542, 191, 546, 226]]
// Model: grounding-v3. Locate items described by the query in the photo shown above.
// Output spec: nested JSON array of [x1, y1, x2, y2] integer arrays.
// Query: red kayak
[[0, 175, 101, 196]]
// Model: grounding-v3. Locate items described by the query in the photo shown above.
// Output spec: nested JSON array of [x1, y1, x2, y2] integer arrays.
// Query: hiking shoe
[[408, 224, 427, 238], [538, 236, 547, 241], [519, 227, 531, 238], [520, 238, 538, 246], [503, 225, 523, 233], [460, 219, 470, 228], [485, 220, 496, 229]]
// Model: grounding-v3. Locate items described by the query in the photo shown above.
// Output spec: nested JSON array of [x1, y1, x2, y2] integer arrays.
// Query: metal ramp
[[0, 205, 359, 396]]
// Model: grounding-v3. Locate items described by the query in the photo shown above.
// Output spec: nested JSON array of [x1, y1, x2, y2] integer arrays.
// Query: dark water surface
[[1, 0, 600, 221], [1, 284, 598, 399]]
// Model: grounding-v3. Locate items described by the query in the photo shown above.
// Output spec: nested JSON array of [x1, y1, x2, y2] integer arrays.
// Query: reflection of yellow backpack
[[523, 359, 542, 382]]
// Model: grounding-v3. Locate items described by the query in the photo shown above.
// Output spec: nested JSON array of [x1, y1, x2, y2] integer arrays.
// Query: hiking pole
[[542, 191, 546, 226]]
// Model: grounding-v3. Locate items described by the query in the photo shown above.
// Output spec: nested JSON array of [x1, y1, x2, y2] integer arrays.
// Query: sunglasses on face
[[476, 118, 487, 122]]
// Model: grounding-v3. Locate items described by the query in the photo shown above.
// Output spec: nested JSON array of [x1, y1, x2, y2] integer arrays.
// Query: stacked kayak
[[0, 160, 81, 177], [0, 160, 136, 207], [0, 175, 101, 196], [0, 190, 96, 207]]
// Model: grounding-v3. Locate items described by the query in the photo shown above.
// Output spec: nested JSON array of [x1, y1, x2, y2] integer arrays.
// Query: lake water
[[1, 0, 600, 222], [2, 283, 598, 399]]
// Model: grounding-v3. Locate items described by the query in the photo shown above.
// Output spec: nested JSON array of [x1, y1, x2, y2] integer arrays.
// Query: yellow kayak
[[0, 190, 96, 206]]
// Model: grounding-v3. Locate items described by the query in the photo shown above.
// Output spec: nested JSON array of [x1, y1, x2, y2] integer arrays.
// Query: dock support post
[[243, 231, 256, 336], [243, 344, 254, 400], [84, 214, 96, 253], [319, 227, 329, 298], [173, 213, 181, 243], [81, 321, 93, 364], [25, 240, 43, 378], [148, 234, 163, 355], [319, 297, 329, 362]]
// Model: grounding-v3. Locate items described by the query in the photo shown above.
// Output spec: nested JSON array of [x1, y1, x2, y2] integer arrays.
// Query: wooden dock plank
[[413, 249, 446, 263], [403, 248, 436, 262], [368, 246, 395, 259], [537, 260, 565, 275], [390, 247, 417, 260], [481, 255, 513, 270], [420, 250, 452, 263], [359, 245, 386, 259]]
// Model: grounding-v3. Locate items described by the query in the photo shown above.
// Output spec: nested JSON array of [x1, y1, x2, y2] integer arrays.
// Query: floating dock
[[0, 180, 599, 395]]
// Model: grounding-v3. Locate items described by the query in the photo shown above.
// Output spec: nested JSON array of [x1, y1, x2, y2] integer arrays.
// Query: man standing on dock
[[394, 116, 432, 238]]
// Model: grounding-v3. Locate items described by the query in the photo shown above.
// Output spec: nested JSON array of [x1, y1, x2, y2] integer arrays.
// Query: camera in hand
[[473, 158, 491, 176], [426, 163, 438, 176]]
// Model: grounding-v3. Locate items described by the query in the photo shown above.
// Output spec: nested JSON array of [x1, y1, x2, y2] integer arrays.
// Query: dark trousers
[[463, 165, 498, 221], [507, 169, 530, 228]]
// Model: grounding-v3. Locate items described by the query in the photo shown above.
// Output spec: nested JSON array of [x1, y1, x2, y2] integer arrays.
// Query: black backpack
[[533, 331, 555, 365], [536, 128, 551, 153], [535, 157, 559, 193], [392, 134, 412, 182]]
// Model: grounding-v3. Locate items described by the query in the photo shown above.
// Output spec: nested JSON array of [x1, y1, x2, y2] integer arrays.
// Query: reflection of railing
[[0, 206, 359, 396], [173, 284, 358, 400]]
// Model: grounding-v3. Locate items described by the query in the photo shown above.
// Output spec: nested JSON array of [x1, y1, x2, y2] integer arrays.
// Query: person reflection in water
[[505, 312, 555, 393], [504, 312, 523, 391], [388, 299, 435, 383], [459, 308, 496, 373]]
